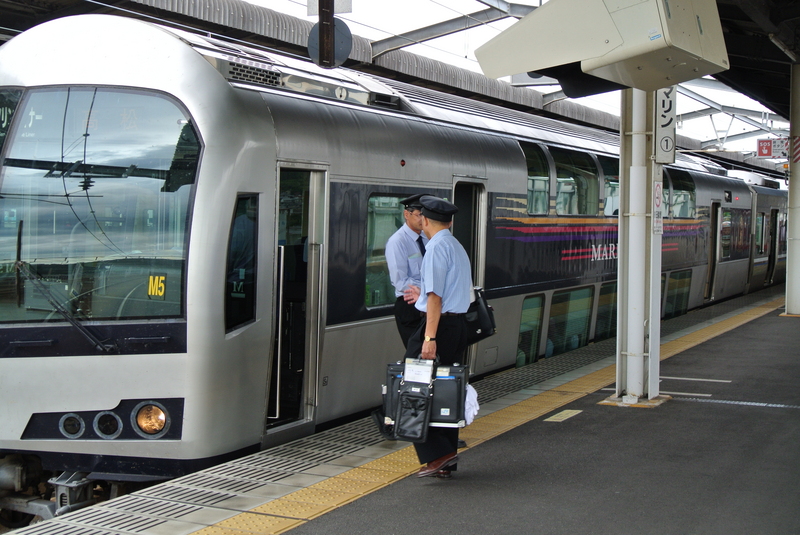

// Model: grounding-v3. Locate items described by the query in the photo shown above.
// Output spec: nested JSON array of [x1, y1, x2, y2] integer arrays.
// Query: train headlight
[[59, 413, 85, 439], [93, 411, 123, 439], [133, 402, 170, 438]]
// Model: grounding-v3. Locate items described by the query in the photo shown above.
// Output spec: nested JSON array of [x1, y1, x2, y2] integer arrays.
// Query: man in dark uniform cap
[[385, 193, 428, 347], [405, 195, 473, 478]]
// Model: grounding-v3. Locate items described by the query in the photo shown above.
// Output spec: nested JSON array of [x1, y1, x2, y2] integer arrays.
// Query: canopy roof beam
[[371, 3, 535, 58], [680, 105, 785, 123], [678, 85, 785, 141], [701, 128, 790, 148]]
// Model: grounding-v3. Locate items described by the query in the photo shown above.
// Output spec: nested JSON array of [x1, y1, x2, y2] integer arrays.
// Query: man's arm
[[384, 238, 407, 294], [421, 293, 441, 360]]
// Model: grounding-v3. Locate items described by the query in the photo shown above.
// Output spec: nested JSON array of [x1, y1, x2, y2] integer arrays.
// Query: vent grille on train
[[228, 63, 282, 88]]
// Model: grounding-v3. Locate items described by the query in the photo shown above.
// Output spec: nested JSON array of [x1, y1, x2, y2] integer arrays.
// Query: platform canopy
[[0, 0, 796, 137]]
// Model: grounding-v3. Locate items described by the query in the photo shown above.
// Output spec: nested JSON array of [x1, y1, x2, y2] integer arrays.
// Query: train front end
[[0, 15, 277, 521]]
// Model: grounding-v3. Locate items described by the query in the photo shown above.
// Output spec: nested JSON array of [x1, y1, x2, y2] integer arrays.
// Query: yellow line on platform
[[193, 297, 786, 534]]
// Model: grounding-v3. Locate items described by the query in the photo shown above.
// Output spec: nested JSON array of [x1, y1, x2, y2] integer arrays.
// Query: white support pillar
[[628, 89, 647, 400], [787, 64, 800, 315], [616, 88, 664, 403]]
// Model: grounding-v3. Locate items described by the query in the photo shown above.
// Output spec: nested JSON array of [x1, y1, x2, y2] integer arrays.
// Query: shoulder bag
[[465, 286, 496, 345]]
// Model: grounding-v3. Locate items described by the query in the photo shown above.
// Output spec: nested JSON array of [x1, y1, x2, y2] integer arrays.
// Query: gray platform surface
[[287, 293, 800, 535]]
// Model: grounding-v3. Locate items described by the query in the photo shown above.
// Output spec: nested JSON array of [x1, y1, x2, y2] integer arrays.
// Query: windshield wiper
[[15, 260, 117, 353]]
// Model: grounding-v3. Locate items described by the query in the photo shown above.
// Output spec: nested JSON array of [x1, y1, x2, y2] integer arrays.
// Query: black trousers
[[405, 314, 467, 467], [394, 297, 422, 349]]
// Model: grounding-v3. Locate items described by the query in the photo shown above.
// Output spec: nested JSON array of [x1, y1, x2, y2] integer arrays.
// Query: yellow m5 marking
[[148, 274, 166, 299]]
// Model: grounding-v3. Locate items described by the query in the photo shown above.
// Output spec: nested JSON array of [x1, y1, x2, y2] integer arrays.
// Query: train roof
[[162, 21, 733, 177], [0, 14, 757, 179]]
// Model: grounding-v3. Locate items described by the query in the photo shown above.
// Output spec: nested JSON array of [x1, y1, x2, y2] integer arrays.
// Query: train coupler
[[50, 471, 94, 516]]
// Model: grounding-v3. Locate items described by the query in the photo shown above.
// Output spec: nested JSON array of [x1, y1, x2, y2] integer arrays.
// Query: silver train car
[[0, 14, 786, 523]]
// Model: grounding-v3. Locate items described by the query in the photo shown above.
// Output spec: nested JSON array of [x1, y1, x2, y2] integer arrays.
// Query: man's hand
[[421, 339, 436, 360], [403, 285, 421, 304]]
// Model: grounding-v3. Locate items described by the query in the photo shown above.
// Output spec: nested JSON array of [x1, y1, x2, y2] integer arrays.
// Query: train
[[0, 14, 787, 524]]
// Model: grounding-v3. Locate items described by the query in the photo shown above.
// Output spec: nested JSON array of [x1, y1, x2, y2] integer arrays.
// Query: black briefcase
[[378, 359, 468, 440]]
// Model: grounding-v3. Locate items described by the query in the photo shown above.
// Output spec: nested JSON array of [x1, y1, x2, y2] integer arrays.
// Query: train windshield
[[0, 87, 199, 324]]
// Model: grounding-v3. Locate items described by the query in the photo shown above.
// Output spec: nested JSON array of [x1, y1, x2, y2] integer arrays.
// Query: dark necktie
[[417, 235, 426, 256]]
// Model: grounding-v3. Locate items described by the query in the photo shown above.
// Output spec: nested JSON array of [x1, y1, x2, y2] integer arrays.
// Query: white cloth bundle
[[465, 384, 479, 425]]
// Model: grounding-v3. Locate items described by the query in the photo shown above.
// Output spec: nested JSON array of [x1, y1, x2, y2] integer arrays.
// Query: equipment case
[[383, 361, 468, 428]]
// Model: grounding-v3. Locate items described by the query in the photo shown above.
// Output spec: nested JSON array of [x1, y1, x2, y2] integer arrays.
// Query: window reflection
[[598, 156, 619, 217], [521, 143, 549, 215], [666, 169, 696, 218], [550, 147, 599, 216], [0, 87, 199, 323], [547, 287, 593, 358], [226, 195, 258, 331], [366, 195, 405, 307], [516, 294, 543, 367]]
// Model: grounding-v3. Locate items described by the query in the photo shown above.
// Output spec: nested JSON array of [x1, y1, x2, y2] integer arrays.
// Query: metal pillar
[[787, 64, 800, 315], [616, 88, 663, 402]]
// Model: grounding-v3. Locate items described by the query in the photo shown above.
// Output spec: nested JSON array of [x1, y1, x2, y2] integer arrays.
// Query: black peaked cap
[[419, 195, 458, 222], [400, 193, 425, 210]]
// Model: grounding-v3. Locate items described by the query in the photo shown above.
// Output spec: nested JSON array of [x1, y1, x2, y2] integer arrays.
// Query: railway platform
[[7, 284, 798, 535]]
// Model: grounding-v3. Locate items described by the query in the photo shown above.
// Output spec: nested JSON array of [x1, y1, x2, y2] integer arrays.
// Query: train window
[[666, 170, 696, 218], [664, 270, 692, 319], [516, 294, 544, 367], [0, 89, 22, 153], [0, 87, 198, 323], [598, 156, 620, 216], [723, 208, 750, 260], [225, 195, 258, 331], [720, 209, 732, 258], [779, 213, 788, 255], [549, 147, 599, 216], [521, 142, 549, 214], [594, 282, 617, 341], [755, 213, 765, 255], [366, 195, 405, 308], [547, 287, 593, 358]]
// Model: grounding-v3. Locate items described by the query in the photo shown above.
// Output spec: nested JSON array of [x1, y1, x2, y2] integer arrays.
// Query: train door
[[453, 181, 487, 282], [268, 167, 327, 429], [704, 202, 721, 301], [766, 209, 779, 284], [453, 180, 487, 368]]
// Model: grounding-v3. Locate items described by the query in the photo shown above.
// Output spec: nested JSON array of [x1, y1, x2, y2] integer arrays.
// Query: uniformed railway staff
[[385, 193, 428, 348], [405, 195, 473, 478]]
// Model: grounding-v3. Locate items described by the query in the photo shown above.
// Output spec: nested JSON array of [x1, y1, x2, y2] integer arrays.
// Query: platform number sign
[[655, 86, 676, 164], [148, 273, 167, 300]]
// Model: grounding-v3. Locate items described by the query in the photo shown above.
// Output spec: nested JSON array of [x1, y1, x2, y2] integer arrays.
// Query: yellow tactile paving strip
[[191, 297, 785, 534]]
